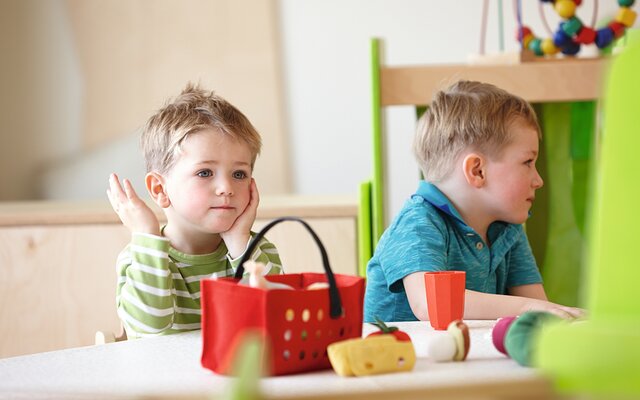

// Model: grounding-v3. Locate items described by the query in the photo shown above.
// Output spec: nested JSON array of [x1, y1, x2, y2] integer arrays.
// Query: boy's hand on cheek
[[107, 173, 161, 236], [221, 178, 259, 259]]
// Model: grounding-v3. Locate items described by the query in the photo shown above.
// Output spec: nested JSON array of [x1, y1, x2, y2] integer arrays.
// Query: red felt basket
[[200, 217, 365, 376]]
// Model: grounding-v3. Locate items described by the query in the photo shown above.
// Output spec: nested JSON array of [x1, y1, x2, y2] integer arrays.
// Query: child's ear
[[462, 153, 486, 188], [145, 172, 171, 208]]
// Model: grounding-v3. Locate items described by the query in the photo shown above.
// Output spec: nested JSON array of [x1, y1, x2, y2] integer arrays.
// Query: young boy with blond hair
[[108, 83, 282, 338], [364, 80, 585, 322]]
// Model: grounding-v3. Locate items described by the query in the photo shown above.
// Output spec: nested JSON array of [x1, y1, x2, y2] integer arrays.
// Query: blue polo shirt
[[364, 181, 542, 322]]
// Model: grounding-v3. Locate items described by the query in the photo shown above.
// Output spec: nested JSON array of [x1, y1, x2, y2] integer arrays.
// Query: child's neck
[[435, 181, 492, 245], [162, 224, 223, 255]]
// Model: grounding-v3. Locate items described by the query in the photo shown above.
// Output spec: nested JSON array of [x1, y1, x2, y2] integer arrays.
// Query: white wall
[[277, 0, 624, 221], [0, 0, 82, 200]]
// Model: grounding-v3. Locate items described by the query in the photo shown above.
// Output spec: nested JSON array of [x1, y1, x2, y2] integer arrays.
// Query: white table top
[[0, 321, 549, 400]]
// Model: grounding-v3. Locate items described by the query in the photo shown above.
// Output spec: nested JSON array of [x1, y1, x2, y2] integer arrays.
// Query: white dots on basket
[[283, 350, 290, 360], [317, 309, 324, 321], [285, 309, 294, 321], [284, 330, 292, 341], [302, 309, 310, 322]]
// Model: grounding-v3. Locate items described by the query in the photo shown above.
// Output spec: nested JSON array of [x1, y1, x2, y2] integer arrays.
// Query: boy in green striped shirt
[[107, 83, 282, 338]]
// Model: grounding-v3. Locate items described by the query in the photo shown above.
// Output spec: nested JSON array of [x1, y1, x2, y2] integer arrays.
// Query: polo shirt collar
[[413, 181, 466, 224]]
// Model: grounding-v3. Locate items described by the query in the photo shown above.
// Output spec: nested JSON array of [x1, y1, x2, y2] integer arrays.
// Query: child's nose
[[215, 177, 234, 196], [533, 169, 544, 189]]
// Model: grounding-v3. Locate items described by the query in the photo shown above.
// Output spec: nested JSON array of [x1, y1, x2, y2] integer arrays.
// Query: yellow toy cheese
[[327, 334, 416, 377]]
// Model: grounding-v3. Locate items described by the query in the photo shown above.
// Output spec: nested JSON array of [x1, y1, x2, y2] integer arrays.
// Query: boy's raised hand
[[107, 173, 161, 236], [221, 178, 259, 259]]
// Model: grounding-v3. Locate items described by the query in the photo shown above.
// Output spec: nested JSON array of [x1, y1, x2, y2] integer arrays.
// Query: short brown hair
[[413, 80, 540, 182], [141, 83, 262, 173]]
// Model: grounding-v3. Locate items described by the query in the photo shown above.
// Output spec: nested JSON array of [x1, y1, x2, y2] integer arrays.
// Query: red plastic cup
[[424, 271, 466, 330]]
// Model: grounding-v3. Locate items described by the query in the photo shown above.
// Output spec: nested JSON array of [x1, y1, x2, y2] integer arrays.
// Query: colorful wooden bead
[[528, 38, 544, 55], [516, 26, 532, 41], [562, 17, 584, 36], [562, 40, 581, 55], [616, 7, 637, 26], [576, 26, 597, 44], [554, 28, 573, 47], [574, 0, 583, 5], [523, 33, 535, 48], [555, 0, 577, 18], [618, 0, 635, 8], [595, 27, 615, 48], [541, 38, 560, 54], [608, 21, 626, 38]]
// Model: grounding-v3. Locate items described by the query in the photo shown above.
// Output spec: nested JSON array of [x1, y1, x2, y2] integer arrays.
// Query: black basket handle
[[234, 216, 343, 319]]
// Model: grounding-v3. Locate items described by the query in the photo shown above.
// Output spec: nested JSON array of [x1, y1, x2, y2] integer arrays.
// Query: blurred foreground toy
[[327, 334, 416, 377], [425, 320, 471, 362], [492, 311, 562, 366]]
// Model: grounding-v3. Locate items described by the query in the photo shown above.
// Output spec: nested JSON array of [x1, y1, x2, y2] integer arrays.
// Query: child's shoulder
[[384, 195, 448, 239]]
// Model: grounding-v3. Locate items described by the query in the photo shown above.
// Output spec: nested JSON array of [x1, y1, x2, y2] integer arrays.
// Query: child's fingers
[[250, 178, 260, 206], [122, 179, 139, 200], [109, 173, 127, 199]]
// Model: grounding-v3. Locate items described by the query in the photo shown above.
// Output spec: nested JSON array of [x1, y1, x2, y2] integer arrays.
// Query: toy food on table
[[491, 311, 562, 366], [238, 261, 294, 290], [305, 282, 330, 290], [327, 334, 416, 377], [426, 319, 471, 362], [367, 317, 412, 342]]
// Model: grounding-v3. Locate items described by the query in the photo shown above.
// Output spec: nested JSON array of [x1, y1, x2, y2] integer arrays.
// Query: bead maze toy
[[516, 0, 637, 56]]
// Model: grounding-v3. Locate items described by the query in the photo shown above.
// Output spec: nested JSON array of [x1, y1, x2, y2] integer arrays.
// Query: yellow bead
[[616, 7, 637, 27], [555, 0, 577, 19], [523, 33, 535, 48], [541, 38, 559, 55]]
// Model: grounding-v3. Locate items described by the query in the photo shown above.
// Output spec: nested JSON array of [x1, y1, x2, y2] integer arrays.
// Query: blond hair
[[413, 80, 540, 182], [141, 83, 262, 173]]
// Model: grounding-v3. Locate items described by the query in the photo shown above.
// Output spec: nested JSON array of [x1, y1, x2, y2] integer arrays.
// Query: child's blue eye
[[197, 169, 213, 178], [232, 170, 247, 179]]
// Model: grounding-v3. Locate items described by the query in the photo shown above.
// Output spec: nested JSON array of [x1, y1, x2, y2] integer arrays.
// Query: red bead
[[516, 26, 532, 41], [576, 26, 596, 44], [573, 0, 583, 5], [608, 21, 626, 39]]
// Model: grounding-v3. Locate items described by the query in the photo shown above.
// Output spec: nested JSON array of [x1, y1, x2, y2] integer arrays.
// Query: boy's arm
[[116, 233, 176, 336], [403, 272, 585, 321], [228, 236, 283, 275], [508, 283, 548, 300], [463, 289, 584, 319]]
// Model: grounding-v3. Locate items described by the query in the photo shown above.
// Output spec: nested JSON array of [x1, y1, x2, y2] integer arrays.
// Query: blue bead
[[618, 0, 634, 7], [595, 27, 615, 48], [562, 41, 581, 55], [554, 28, 572, 47]]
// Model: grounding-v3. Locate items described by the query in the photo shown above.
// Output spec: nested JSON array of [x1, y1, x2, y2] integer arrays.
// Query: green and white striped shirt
[[116, 232, 282, 339]]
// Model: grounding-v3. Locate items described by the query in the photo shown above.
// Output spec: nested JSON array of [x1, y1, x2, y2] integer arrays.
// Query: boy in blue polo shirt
[[364, 80, 585, 322]]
